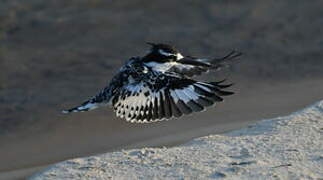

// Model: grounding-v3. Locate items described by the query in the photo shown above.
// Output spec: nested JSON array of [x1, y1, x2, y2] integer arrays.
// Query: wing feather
[[168, 90, 183, 117], [112, 73, 233, 123], [169, 51, 242, 77]]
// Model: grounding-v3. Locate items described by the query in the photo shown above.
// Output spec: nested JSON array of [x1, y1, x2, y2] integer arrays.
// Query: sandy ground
[[30, 100, 323, 180]]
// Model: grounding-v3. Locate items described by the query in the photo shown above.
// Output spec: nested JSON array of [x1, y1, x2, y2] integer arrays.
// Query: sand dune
[[30, 101, 323, 179]]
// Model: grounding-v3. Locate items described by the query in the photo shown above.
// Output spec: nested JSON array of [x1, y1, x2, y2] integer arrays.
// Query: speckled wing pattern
[[112, 73, 233, 123]]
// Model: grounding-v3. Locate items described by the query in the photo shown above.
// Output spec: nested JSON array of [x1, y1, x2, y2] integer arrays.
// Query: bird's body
[[63, 43, 242, 123]]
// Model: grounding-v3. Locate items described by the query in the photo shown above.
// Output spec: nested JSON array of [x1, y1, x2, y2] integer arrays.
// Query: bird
[[62, 42, 242, 123]]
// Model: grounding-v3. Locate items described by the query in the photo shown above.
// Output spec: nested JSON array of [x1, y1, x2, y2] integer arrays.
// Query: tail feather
[[62, 101, 98, 114]]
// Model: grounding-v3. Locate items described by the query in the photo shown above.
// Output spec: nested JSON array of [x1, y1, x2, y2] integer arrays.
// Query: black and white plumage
[[62, 43, 242, 123]]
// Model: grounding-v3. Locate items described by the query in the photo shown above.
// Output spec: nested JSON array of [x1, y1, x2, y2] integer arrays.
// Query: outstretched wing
[[112, 74, 233, 123], [171, 51, 242, 77]]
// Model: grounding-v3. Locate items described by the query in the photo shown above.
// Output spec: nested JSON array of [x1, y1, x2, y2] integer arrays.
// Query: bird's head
[[143, 42, 184, 62]]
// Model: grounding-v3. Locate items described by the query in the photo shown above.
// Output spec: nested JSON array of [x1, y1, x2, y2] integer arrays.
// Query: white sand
[[30, 101, 323, 180]]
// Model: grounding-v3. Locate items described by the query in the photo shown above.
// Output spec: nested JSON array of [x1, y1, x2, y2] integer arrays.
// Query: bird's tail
[[62, 100, 99, 114]]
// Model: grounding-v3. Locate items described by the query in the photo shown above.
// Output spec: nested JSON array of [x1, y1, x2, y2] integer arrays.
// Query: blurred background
[[0, 0, 322, 178]]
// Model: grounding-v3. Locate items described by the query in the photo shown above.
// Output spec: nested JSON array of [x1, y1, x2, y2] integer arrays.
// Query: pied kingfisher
[[62, 43, 242, 123]]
